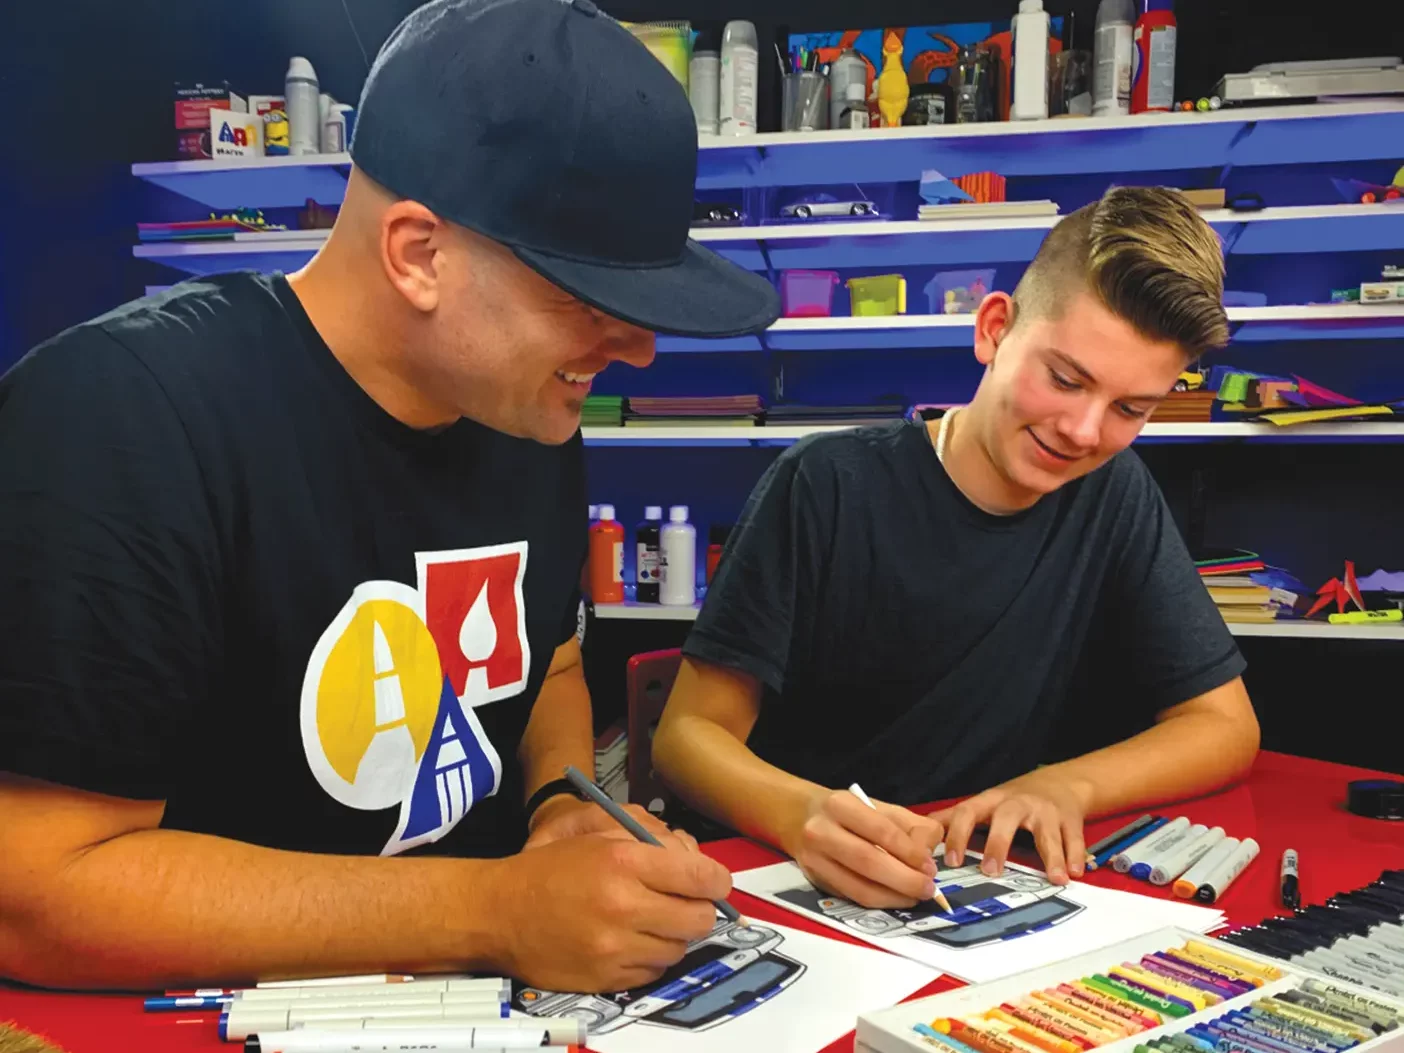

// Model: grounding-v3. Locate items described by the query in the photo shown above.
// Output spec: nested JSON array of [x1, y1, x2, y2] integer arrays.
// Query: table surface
[[2, 750, 1401, 1053]]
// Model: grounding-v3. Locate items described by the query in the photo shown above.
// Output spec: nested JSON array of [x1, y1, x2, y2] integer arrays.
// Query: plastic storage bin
[[846, 274, 907, 316], [924, 268, 995, 314], [780, 270, 840, 317]]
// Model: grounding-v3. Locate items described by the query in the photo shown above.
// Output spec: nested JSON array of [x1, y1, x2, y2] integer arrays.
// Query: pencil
[[561, 765, 746, 927], [848, 783, 954, 913], [1084, 814, 1157, 871]]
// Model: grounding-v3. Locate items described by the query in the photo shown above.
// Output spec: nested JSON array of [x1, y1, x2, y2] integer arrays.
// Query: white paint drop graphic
[[459, 582, 497, 663]]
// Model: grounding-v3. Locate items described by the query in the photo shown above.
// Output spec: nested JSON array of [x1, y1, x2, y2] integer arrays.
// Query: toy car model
[[514, 918, 806, 1034], [780, 198, 878, 219], [693, 202, 744, 226], [775, 859, 1084, 949]]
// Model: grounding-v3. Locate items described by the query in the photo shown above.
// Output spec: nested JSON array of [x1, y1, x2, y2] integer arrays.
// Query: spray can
[[1092, 0, 1134, 117], [689, 26, 721, 135], [285, 57, 322, 155], [635, 506, 663, 604], [719, 21, 758, 136], [828, 49, 868, 130], [1131, 0, 1177, 114], [659, 506, 697, 607], [588, 505, 625, 605]]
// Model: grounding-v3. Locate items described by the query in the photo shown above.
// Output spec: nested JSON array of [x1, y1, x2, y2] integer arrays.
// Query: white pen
[[1112, 816, 1189, 873], [239, 979, 511, 1002], [849, 783, 953, 912], [246, 1026, 566, 1052]]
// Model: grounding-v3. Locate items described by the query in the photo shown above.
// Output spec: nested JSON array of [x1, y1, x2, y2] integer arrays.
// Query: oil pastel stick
[[1063, 981, 1164, 1027], [913, 1022, 985, 1053], [1030, 989, 1138, 1037], [982, 1009, 1083, 1053], [1183, 940, 1284, 981]]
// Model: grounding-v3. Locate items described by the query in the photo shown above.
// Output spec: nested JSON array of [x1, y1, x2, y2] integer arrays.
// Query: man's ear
[[973, 292, 1014, 367], [380, 200, 444, 313]]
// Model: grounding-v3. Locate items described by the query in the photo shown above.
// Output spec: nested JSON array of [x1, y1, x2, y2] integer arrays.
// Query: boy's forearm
[[1, 827, 506, 989]]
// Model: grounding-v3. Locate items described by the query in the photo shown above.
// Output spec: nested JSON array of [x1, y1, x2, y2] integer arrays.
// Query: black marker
[[1281, 848, 1300, 909]]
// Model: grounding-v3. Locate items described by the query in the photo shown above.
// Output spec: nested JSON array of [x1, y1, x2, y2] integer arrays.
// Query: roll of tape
[[1347, 779, 1404, 820]]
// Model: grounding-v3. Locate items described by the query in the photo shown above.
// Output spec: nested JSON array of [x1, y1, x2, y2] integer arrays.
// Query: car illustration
[[514, 918, 806, 1034], [774, 860, 1084, 949], [779, 197, 878, 220]]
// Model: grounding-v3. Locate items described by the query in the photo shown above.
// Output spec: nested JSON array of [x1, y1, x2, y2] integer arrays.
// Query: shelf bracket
[[1220, 221, 1248, 256]]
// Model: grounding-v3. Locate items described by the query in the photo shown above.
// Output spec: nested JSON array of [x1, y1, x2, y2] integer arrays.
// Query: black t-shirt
[[0, 273, 586, 858], [683, 419, 1246, 803]]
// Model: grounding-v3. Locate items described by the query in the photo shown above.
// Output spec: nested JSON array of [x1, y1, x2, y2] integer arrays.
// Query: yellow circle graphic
[[316, 599, 443, 794]]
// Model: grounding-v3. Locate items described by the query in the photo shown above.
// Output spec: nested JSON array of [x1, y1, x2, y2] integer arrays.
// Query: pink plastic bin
[[780, 269, 840, 317]]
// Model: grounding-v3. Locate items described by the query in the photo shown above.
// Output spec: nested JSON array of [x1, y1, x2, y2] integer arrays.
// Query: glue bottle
[[588, 505, 625, 605], [1010, 0, 1050, 120], [635, 506, 663, 604], [1092, 0, 1134, 116], [1130, 0, 1177, 113], [689, 26, 721, 135], [659, 506, 697, 607]]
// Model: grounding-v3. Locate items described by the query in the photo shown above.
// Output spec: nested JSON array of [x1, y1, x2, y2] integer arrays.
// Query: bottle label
[[611, 542, 622, 583], [1093, 24, 1133, 114], [720, 48, 758, 131], [1147, 25, 1176, 111], [637, 544, 660, 583]]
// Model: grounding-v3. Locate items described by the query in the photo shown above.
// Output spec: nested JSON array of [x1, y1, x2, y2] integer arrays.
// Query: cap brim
[[512, 240, 780, 339]]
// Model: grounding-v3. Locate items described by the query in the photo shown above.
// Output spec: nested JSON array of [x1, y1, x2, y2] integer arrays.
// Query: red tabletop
[[3, 750, 1401, 1053]]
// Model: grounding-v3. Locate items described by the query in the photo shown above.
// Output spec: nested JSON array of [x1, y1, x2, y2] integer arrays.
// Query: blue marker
[[144, 994, 232, 1011], [1090, 816, 1168, 870]]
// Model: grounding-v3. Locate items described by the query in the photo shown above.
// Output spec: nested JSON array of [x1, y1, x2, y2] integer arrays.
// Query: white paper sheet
[[509, 918, 939, 1053], [732, 854, 1224, 985]]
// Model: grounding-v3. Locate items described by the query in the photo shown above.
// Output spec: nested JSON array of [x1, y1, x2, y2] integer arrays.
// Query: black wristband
[[525, 777, 586, 826]]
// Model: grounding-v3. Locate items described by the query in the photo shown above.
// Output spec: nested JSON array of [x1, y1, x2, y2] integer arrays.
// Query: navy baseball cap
[[351, 0, 780, 338]]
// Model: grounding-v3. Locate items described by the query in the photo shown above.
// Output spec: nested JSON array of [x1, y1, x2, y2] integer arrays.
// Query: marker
[[1089, 817, 1168, 872], [1194, 837, 1261, 903], [849, 782, 953, 913], [169, 976, 443, 997], [1084, 815, 1157, 869], [222, 992, 508, 1016], [1173, 837, 1241, 899], [221, 1007, 511, 1041], [237, 979, 512, 1002], [1113, 816, 1189, 875], [1150, 826, 1225, 886], [1131, 823, 1206, 881], [258, 975, 420, 991], [1281, 849, 1301, 910], [562, 764, 745, 927], [146, 994, 235, 1011], [245, 1027, 570, 1052]]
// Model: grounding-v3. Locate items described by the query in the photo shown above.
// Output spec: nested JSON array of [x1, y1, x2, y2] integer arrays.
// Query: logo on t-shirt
[[300, 543, 531, 855]]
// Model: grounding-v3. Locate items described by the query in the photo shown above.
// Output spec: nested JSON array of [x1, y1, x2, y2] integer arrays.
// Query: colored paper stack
[[137, 210, 286, 242], [766, 403, 908, 426], [624, 395, 764, 427], [581, 395, 624, 428], [1195, 550, 1304, 624]]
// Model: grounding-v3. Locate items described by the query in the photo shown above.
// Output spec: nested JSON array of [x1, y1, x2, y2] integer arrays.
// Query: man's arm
[[654, 657, 942, 908], [940, 677, 1260, 880], [517, 637, 595, 833]]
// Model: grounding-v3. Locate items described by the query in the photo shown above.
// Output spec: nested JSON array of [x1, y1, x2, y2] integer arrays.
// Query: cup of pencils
[[782, 70, 829, 132]]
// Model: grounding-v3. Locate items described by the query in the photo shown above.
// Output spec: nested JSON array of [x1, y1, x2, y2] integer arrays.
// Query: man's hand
[[523, 796, 699, 854], [784, 789, 944, 909], [935, 769, 1092, 884], [484, 833, 732, 993]]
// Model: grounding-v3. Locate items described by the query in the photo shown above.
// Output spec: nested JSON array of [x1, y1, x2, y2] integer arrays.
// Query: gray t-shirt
[[683, 418, 1246, 803]]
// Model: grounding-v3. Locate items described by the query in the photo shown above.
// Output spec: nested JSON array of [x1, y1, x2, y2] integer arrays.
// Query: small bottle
[[635, 506, 663, 604], [689, 27, 721, 136], [719, 20, 758, 136], [579, 504, 600, 597], [706, 524, 733, 585], [828, 50, 868, 130], [285, 57, 322, 156], [1010, 0, 1050, 120], [659, 506, 697, 607], [1092, 0, 1135, 117], [588, 505, 625, 605], [1131, 0, 1177, 114], [838, 81, 871, 129]]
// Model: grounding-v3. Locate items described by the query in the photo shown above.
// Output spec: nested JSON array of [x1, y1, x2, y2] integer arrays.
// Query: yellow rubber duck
[[877, 31, 908, 129]]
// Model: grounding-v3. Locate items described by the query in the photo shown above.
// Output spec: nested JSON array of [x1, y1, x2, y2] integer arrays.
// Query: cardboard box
[[209, 107, 264, 159], [174, 81, 246, 159]]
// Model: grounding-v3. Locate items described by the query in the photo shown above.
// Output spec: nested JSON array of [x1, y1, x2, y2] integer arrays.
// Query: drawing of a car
[[780, 196, 878, 220], [514, 918, 806, 1034], [775, 861, 1084, 949]]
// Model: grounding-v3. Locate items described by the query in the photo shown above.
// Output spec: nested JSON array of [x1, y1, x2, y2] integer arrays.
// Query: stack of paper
[[582, 395, 624, 428], [733, 854, 1225, 985], [917, 200, 1059, 222], [625, 395, 764, 427], [766, 403, 908, 426]]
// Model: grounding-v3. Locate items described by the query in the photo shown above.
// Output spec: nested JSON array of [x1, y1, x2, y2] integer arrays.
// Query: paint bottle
[[1130, 0, 1177, 113], [635, 506, 663, 604], [1092, 0, 1134, 116], [1010, 0, 1051, 120], [284, 57, 322, 156], [828, 50, 868, 130], [659, 506, 697, 607], [579, 505, 600, 597], [689, 26, 721, 135], [719, 20, 758, 136], [706, 524, 732, 585], [588, 504, 625, 605]]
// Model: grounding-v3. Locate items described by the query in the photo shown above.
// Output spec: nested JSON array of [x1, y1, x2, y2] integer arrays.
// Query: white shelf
[[131, 153, 352, 209], [583, 420, 1404, 446], [591, 601, 1404, 640]]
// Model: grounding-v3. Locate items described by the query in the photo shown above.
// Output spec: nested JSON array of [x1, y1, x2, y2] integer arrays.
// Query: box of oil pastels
[[855, 927, 1404, 1053]]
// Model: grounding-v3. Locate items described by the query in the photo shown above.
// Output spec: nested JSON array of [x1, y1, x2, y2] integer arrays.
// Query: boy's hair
[[1011, 186, 1229, 358]]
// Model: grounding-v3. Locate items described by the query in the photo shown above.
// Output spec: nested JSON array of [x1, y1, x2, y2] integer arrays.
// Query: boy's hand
[[934, 770, 1092, 884]]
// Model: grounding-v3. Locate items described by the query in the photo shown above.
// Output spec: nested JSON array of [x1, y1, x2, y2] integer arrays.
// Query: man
[[653, 187, 1261, 911], [0, 0, 779, 992]]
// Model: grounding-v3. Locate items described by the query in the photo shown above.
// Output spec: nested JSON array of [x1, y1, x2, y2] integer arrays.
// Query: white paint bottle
[[659, 505, 697, 606]]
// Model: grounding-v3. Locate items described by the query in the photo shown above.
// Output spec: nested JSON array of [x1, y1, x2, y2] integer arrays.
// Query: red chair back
[[626, 648, 682, 816]]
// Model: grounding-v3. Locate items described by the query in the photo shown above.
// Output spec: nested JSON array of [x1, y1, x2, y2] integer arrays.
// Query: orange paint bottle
[[589, 504, 625, 604]]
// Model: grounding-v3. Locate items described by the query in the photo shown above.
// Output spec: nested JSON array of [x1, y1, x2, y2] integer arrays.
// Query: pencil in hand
[[561, 765, 747, 927], [848, 783, 954, 913]]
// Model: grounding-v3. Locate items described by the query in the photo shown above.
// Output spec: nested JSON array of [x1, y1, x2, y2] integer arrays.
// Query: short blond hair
[[1012, 186, 1229, 358]]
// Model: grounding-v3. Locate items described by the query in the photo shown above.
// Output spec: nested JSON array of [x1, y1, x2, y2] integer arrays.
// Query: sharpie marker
[[1113, 816, 1189, 875], [1089, 816, 1167, 872], [1131, 822, 1206, 881], [1194, 837, 1260, 903], [1281, 849, 1301, 909], [146, 994, 235, 1011], [245, 1027, 564, 1052]]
